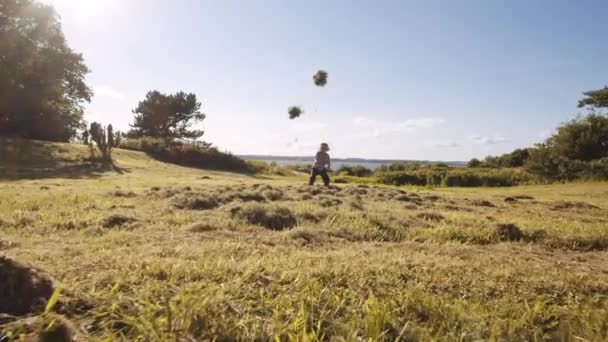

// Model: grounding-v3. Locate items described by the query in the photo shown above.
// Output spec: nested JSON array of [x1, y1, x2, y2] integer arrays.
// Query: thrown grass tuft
[[100, 214, 137, 228], [0, 256, 54, 316], [231, 203, 297, 230]]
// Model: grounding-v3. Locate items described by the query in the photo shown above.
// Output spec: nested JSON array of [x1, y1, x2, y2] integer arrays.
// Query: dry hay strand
[[471, 200, 496, 208], [171, 195, 220, 210], [415, 212, 445, 222], [394, 194, 412, 202], [318, 196, 343, 208], [99, 214, 137, 228], [550, 201, 600, 211], [109, 190, 137, 198], [513, 195, 534, 200], [0, 256, 54, 316], [231, 204, 297, 231], [188, 222, 219, 233], [263, 189, 286, 201], [298, 212, 321, 223]]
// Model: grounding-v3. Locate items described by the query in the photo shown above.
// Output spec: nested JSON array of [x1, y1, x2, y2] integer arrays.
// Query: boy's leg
[[309, 168, 319, 185], [321, 169, 330, 186]]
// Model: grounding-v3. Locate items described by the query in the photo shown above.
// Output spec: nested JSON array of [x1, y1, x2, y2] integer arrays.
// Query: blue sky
[[44, 0, 608, 160]]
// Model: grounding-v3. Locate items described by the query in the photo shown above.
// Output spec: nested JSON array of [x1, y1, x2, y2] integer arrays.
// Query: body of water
[[239, 156, 465, 170]]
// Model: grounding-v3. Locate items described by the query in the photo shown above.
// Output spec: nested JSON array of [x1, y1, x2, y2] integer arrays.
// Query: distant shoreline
[[239, 155, 466, 169]]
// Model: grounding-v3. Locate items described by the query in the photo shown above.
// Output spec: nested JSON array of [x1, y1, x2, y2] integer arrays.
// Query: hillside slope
[[0, 137, 252, 182]]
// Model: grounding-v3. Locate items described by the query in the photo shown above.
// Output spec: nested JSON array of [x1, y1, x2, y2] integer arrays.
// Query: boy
[[309, 143, 331, 186]]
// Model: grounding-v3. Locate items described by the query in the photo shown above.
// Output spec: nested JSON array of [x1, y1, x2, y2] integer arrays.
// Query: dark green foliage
[[80, 130, 89, 145], [89, 122, 116, 160], [479, 148, 530, 168], [313, 70, 328, 87], [578, 86, 608, 109], [337, 165, 373, 177], [524, 114, 608, 180], [120, 137, 255, 173], [467, 158, 481, 168], [377, 168, 531, 187], [288, 106, 303, 119], [0, 0, 92, 142], [545, 114, 608, 162], [128, 91, 205, 141]]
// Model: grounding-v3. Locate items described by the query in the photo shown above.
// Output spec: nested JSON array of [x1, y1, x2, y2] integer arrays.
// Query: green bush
[[119, 137, 255, 173], [376, 168, 533, 187], [337, 165, 373, 177]]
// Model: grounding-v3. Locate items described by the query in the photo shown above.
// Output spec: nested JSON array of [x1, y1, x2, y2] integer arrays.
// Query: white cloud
[[434, 141, 462, 148], [538, 129, 554, 140], [94, 85, 125, 100], [468, 134, 511, 145], [352, 116, 446, 138], [397, 118, 445, 130], [291, 121, 327, 131]]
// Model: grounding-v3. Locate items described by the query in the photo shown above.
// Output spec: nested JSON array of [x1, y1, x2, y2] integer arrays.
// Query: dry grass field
[[1, 140, 608, 341]]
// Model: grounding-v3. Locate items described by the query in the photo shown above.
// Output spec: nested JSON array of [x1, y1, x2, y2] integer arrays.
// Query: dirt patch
[[0, 257, 54, 316], [513, 195, 534, 200], [495, 223, 524, 241], [231, 204, 297, 230], [504, 197, 518, 203], [415, 212, 445, 222], [100, 214, 137, 228], [171, 195, 220, 210], [550, 201, 600, 211]]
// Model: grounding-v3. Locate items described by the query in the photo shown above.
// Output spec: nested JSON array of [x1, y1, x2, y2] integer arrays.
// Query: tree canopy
[[0, 0, 92, 141], [545, 114, 608, 162], [578, 86, 608, 109], [127, 91, 205, 141]]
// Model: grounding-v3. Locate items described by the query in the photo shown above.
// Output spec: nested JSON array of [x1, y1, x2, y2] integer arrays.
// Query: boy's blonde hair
[[320, 143, 330, 152]]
